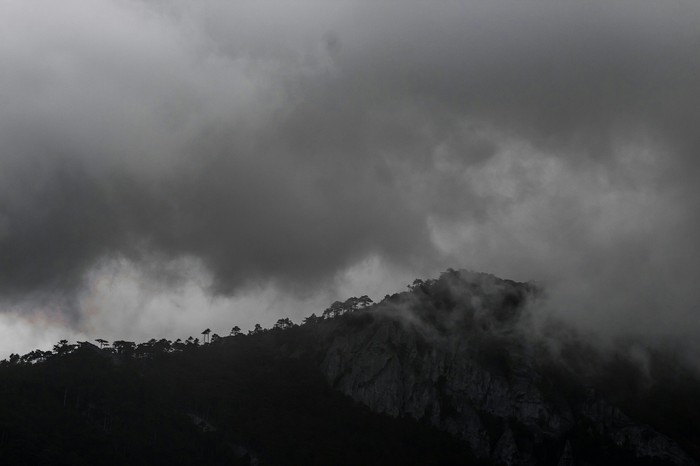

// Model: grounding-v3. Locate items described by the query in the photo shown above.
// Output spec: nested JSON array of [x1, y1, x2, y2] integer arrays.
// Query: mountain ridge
[[1, 269, 698, 465]]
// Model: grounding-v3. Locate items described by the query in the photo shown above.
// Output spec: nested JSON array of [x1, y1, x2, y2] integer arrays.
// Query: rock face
[[321, 270, 697, 465]]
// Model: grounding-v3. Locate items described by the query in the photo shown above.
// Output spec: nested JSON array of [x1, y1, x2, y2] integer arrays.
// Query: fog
[[1, 0, 699, 358]]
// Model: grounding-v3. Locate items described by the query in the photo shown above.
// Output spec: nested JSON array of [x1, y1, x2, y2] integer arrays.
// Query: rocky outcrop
[[580, 397, 694, 465], [320, 270, 697, 465], [557, 440, 573, 466], [492, 428, 522, 465]]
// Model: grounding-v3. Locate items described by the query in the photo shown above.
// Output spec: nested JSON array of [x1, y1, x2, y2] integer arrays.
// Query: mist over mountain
[[2, 0, 700, 362], [2, 1, 700, 462], [2, 270, 698, 465]]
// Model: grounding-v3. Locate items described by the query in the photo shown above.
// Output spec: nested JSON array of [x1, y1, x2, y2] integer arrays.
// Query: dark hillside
[[1, 269, 699, 465], [0, 320, 473, 465]]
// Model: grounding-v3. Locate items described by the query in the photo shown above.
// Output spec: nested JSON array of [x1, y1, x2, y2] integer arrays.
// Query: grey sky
[[1, 0, 699, 357]]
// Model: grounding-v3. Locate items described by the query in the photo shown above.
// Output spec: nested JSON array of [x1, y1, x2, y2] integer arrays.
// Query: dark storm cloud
[[0, 109, 431, 303], [0, 0, 437, 309], [1, 0, 700, 350]]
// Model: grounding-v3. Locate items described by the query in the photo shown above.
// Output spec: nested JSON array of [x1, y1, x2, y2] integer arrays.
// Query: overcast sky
[[1, 0, 700, 358]]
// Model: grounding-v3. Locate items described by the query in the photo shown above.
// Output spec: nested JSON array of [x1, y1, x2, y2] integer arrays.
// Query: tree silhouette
[[113, 340, 136, 357], [302, 313, 321, 325], [408, 279, 424, 291], [358, 295, 374, 309], [135, 340, 154, 358], [322, 301, 345, 319], [201, 328, 211, 344], [273, 318, 294, 330], [53, 340, 77, 356], [173, 338, 186, 351], [230, 326, 242, 337], [20, 350, 48, 364], [95, 338, 109, 349], [152, 339, 172, 353]]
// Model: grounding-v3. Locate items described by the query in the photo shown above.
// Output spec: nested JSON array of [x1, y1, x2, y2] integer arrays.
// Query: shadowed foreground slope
[[1, 270, 699, 465]]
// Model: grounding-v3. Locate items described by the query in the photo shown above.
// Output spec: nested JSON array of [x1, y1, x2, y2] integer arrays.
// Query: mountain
[[322, 270, 699, 465], [1, 269, 699, 465]]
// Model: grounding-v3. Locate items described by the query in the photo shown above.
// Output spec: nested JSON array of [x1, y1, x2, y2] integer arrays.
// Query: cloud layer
[[1, 0, 700, 355]]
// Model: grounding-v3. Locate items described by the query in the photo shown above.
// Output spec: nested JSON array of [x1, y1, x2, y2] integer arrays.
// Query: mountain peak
[[1, 269, 698, 465]]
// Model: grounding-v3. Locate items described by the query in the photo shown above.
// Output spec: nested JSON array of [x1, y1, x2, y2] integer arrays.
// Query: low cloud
[[1, 0, 700, 356]]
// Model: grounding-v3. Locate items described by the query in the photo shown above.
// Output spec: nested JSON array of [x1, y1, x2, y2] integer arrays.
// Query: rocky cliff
[[3, 268, 698, 465], [321, 270, 697, 465]]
